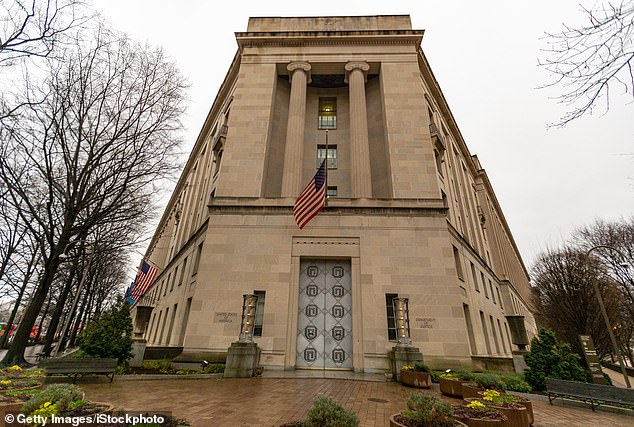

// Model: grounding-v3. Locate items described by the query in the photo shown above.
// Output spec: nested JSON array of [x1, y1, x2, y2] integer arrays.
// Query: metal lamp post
[[586, 245, 631, 388], [392, 297, 411, 346], [239, 294, 258, 343]]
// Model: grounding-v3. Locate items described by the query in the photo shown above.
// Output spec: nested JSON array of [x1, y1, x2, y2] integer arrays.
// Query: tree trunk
[[41, 269, 76, 357], [0, 249, 39, 349], [33, 294, 52, 344], [0, 279, 28, 349], [1, 251, 63, 365], [68, 283, 91, 348]]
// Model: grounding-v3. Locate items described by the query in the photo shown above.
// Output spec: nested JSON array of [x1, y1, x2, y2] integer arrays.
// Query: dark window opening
[[253, 290, 266, 337], [386, 293, 398, 341]]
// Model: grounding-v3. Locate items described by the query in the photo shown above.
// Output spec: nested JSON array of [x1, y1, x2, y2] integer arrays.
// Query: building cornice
[[235, 30, 423, 49]]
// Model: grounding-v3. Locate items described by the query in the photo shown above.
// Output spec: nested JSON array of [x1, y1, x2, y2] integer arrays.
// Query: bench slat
[[546, 378, 634, 410], [38, 357, 118, 383]]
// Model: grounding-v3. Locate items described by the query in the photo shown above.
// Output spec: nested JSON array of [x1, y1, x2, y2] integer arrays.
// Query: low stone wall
[[470, 356, 515, 373], [144, 346, 184, 360]]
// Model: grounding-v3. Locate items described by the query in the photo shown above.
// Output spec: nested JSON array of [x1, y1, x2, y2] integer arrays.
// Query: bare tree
[[575, 217, 634, 362], [539, 1, 634, 126], [531, 245, 626, 359], [0, 0, 86, 65], [0, 23, 185, 365]]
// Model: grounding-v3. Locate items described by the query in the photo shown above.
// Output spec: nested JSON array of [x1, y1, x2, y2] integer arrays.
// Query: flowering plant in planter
[[452, 402, 508, 424], [480, 389, 533, 425], [400, 363, 433, 388], [390, 393, 467, 427]]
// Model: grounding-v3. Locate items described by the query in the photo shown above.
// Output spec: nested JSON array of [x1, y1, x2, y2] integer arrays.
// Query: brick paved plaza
[[80, 376, 634, 427]]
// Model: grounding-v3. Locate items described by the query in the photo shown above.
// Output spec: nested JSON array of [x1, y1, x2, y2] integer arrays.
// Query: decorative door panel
[[296, 260, 352, 369]]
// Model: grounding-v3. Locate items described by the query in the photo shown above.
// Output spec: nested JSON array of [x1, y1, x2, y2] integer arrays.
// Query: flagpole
[[325, 130, 329, 207]]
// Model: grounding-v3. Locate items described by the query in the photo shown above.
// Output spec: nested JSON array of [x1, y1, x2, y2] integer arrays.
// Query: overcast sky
[[92, 0, 633, 272]]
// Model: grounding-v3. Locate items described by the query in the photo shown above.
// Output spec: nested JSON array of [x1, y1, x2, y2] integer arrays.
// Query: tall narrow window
[[170, 266, 178, 292], [386, 293, 398, 341], [316, 145, 337, 169], [463, 304, 477, 355], [497, 319, 507, 354], [490, 315, 500, 354], [480, 310, 491, 354], [318, 97, 337, 129], [253, 290, 266, 337], [178, 298, 193, 346], [496, 286, 503, 309], [163, 274, 170, 296], [159, 308, 169, 344], [192, 243, 203, 277], [470, 262, 479, 291], [490, 279, 496, 304], [434, 150, 444, 177], [166, 304, 178, 345], [179, 257, 187, 286], [453, 246, 464, 281], [481, 272, 488, 298]]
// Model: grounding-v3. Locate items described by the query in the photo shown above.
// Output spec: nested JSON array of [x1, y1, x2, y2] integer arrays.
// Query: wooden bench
[[38, 357, 118, 383], [545, 377, 634, 411]]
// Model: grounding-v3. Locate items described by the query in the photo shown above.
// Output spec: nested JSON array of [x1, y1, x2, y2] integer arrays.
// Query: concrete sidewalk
[[79, 376, 634, 427]]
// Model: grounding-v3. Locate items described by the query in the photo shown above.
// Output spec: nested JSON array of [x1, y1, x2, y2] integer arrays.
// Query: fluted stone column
[[281, 61, 311, 197], [345, 61, 372, 198]]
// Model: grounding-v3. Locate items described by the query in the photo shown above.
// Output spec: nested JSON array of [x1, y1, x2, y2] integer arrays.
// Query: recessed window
[[386, 293, 398, 341], [471, 262, 479, 292], [318, 97, 337, 129], [327, 186, 337, 197], [317, 145, 337, 169], [253, 291, 266, 337], [453, 246, 464, 281]]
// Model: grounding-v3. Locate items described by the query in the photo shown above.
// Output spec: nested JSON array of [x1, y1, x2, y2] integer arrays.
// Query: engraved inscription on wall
[[415, 317, 437, 329], [214, 312, 239, 323]]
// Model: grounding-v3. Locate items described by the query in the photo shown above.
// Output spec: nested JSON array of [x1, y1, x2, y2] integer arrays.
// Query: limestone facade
[[134, 15, 537, 372]]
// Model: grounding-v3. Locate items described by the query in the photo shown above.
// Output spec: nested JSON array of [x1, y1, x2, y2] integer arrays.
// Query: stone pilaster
[[345, 61, 372, 198], [281, 61, 311, 197]]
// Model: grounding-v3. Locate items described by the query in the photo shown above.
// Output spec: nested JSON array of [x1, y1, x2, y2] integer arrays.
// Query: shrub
[[143, 359, 172, 373], [77, 296, 133, 364], [22, 384, 84, 415], [203, 364, 224, 374], [304, 396, 359, 427], [414, 362, 432, 373], [471, 373, 505, 390], [401, 393, 454, 426], [501, 374, 532, 393], [524, 328, 588, 391]]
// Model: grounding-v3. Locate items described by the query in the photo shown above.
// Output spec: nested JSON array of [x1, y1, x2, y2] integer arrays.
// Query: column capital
[[287, 61, 311, 84], [344, 61, 370, 83]]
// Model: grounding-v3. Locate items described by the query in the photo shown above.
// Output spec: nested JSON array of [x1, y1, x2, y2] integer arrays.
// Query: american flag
[[129, 260, 158, 303], [293, 160, 327, 229]]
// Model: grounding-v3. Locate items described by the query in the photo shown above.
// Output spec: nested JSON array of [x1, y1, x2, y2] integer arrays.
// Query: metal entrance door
[[296, 260, 352, 369]]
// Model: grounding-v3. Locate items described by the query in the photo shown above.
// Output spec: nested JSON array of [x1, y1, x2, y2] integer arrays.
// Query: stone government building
[[133, 15, 537, 373]]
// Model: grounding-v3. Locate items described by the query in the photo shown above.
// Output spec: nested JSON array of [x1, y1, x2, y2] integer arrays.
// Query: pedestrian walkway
[[603, 365, 634, 388], [80, 376, 634, 427]]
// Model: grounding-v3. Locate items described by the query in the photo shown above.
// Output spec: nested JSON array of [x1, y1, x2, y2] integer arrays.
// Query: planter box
[[464, 398, 529, 427], [440, 377, 465, 397], [400, 370, 432, 388], [452, 416, 506, 427], [461, 382, 483, 398], [390, 413, 467, 427], [488, 403, 529, 427], [474, 392, 533, 426]]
